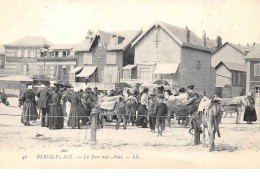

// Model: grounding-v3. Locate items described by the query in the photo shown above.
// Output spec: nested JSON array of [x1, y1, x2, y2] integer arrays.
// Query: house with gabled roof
[[72, 29, 142, 89], [244, 44, 260, 99], [215, 61, 246, 97], [211, 42, 253, 68], [130, 21, 216, 96]]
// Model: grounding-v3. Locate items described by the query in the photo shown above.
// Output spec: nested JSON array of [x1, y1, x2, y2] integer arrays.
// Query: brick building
[[3, 36, 52, 76], [72, 30, 142, 86], [131, 21, 216, 96]]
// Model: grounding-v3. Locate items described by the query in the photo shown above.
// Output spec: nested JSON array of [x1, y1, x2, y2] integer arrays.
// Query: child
[[154, 95, 168, 136], [148, 93, 157, 132]]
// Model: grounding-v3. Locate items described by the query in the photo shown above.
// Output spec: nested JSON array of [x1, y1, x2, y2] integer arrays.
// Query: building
[[0, 45, 4, 69], [211, 42, 253, 68], [72, 29, 142, 88], [244, 44, 260, 99], [215, 61, 246, 97], [131, 21, 216, 96], [35, 44, 77, 81], [3, 36, 52, 76]]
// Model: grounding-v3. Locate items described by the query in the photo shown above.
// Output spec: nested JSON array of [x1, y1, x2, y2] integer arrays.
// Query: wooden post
[[193, 113, 201, 145], [194, 128, 200, 145], [90, 109, 97, 142]]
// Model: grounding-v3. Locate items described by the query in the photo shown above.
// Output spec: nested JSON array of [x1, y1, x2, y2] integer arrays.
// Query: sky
[[0, 0, 259, 46]]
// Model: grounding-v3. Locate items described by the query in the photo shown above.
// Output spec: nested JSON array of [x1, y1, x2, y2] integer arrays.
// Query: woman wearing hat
[[21, 85, 38, 126], [67, 88, 82, 129], [136, 87, 149, 128], [48, 87, 64, 129]]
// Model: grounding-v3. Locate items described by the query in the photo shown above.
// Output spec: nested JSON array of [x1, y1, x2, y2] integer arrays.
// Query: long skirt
[[136, 104, 148, 127], [21, 102, 38, 125], [68, 106, 82, 128], [61, 103, 67, 117], [243, 107, 257, 123], [48, 105, 64, 129]]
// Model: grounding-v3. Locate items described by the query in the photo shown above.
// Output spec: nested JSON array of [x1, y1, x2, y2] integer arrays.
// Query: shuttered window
[[254, 64, 260, 76], [103, 66, 118, 83], [107, 52, 116, 64]]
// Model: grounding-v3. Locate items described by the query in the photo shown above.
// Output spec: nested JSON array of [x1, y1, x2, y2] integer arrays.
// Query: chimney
[[215, 36, 222, 48], [201, 31, 206, 46], [185, 26, 190, 43]]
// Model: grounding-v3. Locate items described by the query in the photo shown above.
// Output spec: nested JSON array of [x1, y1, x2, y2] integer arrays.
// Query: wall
[[211, 44, 246, 67], [134, 26, 181, 80], [222, 86, 245, 98], [250, 61, 260, 82], [216, 64, 232, 87], [180, 47, 214, 97]]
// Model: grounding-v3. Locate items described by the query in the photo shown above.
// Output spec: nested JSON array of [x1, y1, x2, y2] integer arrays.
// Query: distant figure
[[243, 93, 257, 124], [133, 83, 141, 101], [136, 87, 149, 128], [148, 92, 157, 132], [68, 88, 82, 129], [36, 81, 52, 127], [154, 95, 168, 137], [48, 87, 64, 129], [21, 85, 38, 126]]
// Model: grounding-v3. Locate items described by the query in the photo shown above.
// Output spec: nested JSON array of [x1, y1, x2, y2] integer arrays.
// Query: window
[[21, 49, 24, 57], [28, 50, 31, 57], [54, 51, 58, 57], [254, 64, 260, 76], [196, 60, 201, 70], [24, 50, 28, 57], [107, 52, 116, 64], [84, 53, 92, 64], [232, 72, 236, 84], [140, 67, 151, 80], [123, 69, 131, 79], [17, 49, 22, 57], [238, 73, 241, 85], [154, 29, 160, 42], [62, 51, 67, 57], [103, 66, 118, 83]]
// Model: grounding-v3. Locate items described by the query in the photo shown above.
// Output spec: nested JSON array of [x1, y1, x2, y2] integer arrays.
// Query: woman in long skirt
[[68, 88, 82, 129], [21, 85, 38, 126], [48, 87, 64, 129], [243, 95, 257, 124]]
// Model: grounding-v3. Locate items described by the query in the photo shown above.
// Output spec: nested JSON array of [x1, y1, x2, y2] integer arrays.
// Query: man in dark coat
[[154, 95, 168, 137], [36, 81, 52, 127]]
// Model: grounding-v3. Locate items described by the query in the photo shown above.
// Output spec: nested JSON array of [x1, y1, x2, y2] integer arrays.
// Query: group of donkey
[[97, 91, 253, 151]]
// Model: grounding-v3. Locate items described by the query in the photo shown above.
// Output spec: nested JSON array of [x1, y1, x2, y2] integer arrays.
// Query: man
[[154, 95, 168, 137], [148, 91, 157, 132], [36, 81, 52, 127], [133, 83, 141, 101], [187, 85, 196, 99], [80, 77, 90, 91]]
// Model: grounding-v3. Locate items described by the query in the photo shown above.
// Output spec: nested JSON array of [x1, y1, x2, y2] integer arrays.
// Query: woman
[[67, 88, 82, 129], [243, 94, 257, 124], [21, 85, 38, 126], [48, 87, 64, 129], [136, 87, 149, 128]]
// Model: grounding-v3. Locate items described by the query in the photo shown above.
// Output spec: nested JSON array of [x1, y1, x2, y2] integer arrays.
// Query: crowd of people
[[17, 77, 257, 136]]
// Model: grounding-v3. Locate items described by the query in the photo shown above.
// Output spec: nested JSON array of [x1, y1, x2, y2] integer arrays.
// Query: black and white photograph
[[0, 0, 259, 169]]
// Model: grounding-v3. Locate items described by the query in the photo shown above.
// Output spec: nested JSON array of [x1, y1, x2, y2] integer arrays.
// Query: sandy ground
[[0, 97, 259, 169]]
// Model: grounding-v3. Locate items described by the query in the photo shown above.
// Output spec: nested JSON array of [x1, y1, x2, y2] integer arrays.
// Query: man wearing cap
[[133, 84, 141, 101], [154, 95, 168, 136], [36, 81, 53, 127]]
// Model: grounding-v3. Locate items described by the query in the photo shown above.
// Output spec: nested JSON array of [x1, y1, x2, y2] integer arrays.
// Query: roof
[[4, 36, 52, 47], [74, 30, 113, 52], [154, 63, 180, 74], [69, 67, 83, 74], [215, 61, 246, 72], [212, 42, 253, 56], [49, 44, 77, 50], [107, 30, 142, 51], [245, 44, 260, 59], [132, 21, 212, 52], [122, 64, 137, 70], [76, 66, 97, 77], [0, 75, 33, 82]]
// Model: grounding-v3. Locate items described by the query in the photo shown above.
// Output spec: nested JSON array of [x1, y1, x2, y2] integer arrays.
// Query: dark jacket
[[36, 87, 52, 109], [68, 93, 82, 107], [22, 90, 36, 104], [154, 103, 168, 117], [148, 100, 157, 115]]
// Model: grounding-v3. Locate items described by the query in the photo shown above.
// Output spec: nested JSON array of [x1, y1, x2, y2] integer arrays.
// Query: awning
[[154, 63, 179, 74], [40, 48, 48, 52], [76, 66, 97, 77], [69, 67, 83, 74], [122, 64, 137, 70]]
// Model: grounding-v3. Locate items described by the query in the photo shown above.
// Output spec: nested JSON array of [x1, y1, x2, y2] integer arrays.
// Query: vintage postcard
[[0, 0, 259, 169]]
